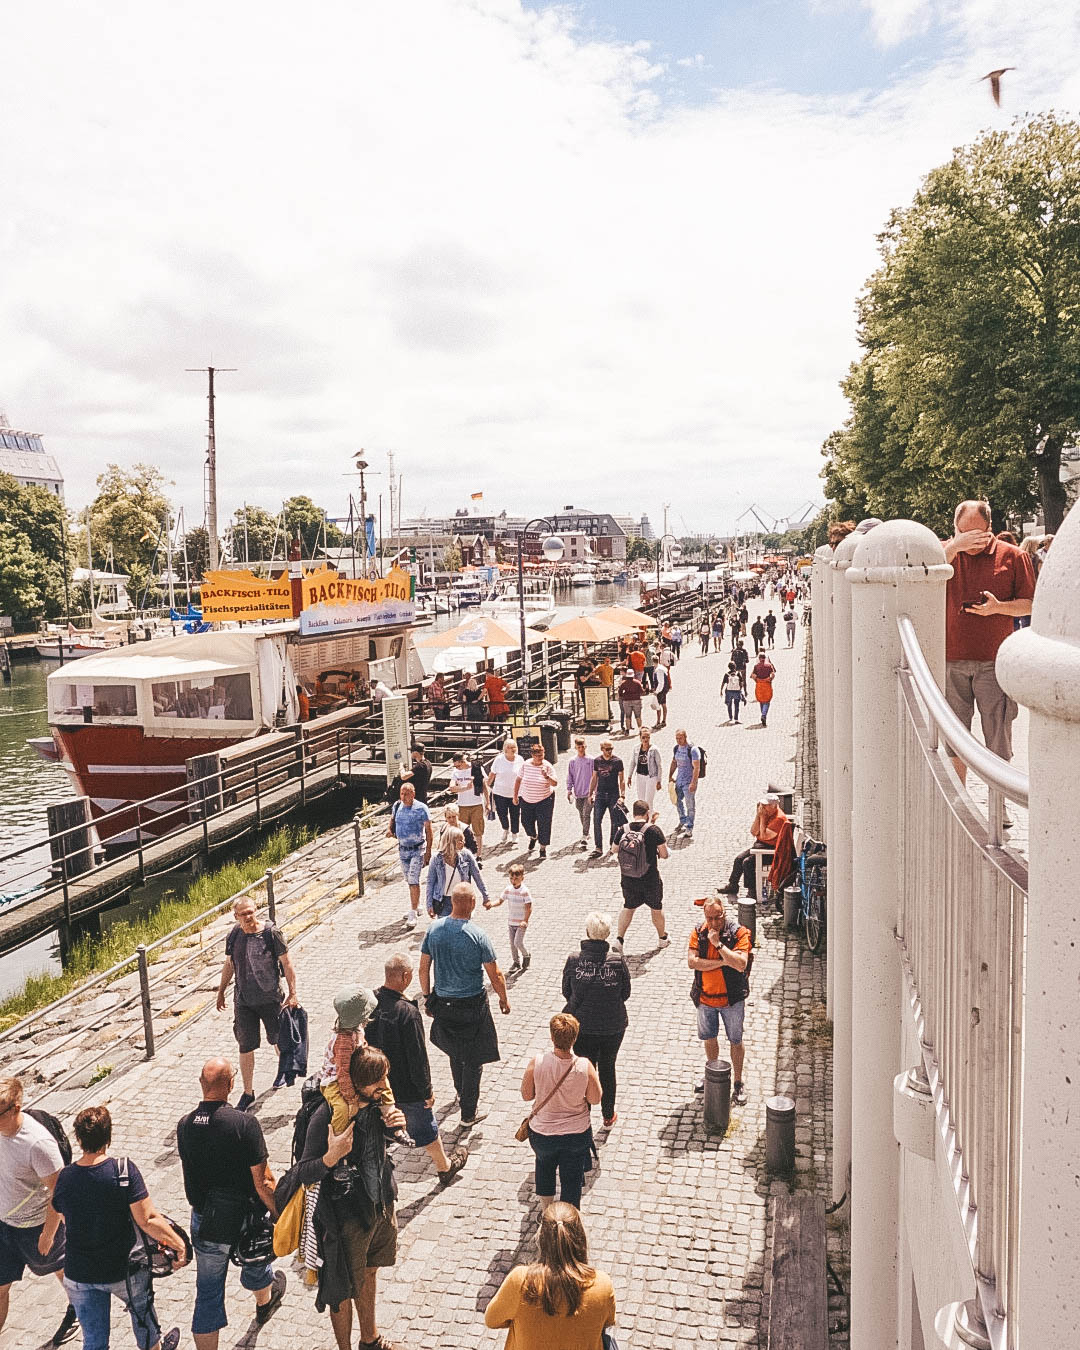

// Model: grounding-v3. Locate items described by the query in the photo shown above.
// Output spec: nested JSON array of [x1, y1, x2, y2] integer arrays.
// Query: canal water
[[0, 578, 649, 999]]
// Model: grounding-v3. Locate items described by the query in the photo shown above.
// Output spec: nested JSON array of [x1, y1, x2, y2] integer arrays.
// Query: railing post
[[847, 520, 950, 1347], [811, 544, 833, 845], [354, 815, 366, 896], [265, 869, 276, 922], [136, 944, 155, 1059], [827, 527, 865, 1206], [997, 497, 1080, 1347]]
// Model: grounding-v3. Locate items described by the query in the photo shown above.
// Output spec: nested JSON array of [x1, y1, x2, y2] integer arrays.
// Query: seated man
[[718, 795, 788, 898]]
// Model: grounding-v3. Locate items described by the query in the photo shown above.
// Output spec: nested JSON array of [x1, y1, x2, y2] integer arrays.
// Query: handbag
[[602, 1330, 620, 1350], [514, 1057, 576, 1142]]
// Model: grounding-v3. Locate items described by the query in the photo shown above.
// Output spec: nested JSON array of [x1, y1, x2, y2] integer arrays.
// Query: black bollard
[[765, 1095, 797, 1172], [737, 898, 757, 946], [703, 1058, 731, 1133]]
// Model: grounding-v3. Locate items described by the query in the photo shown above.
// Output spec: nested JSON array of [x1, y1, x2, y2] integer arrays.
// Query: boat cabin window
[[53, 683, 138, 718], [151, 673, 254, 721]]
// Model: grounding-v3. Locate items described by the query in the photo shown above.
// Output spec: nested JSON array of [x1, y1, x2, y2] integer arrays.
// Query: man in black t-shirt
[[216, 897, 298, 1111], [610, 800, 670, 952], [588, 740, 626, 858], [177, 1059, 284, 1346], [400, 744, 432, 802]]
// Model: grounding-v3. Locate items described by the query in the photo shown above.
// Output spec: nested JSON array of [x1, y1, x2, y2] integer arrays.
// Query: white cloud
[[0, 0, 1078, 537]]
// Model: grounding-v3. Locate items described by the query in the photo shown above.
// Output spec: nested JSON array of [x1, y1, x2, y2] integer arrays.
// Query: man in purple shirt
[[565, 737, 594, 849]]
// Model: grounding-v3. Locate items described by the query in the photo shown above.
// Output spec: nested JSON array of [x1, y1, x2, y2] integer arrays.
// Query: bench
[[767, 1193, 827, 1350]]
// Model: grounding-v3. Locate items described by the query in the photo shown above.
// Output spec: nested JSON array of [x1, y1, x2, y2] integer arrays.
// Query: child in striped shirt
[[487, 864, 533, 971]]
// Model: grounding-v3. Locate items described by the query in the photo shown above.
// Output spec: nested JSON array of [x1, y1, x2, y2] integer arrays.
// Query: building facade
[[534, 507, 627, 561], [0, 418, 64, 499]]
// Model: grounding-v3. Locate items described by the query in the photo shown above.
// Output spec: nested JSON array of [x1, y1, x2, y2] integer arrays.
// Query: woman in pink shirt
[[521, 1014, 601, 1210], [513, 742, 558, 860]]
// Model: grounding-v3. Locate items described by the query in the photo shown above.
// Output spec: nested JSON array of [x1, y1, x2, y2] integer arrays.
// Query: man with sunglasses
[[588, 741, 626, 860]]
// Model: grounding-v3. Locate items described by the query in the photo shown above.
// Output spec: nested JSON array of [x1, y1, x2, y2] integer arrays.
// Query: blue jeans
[[759, 699, 771, 722], [675, 783, 696, 833], [725, 691, 743, 720], [191, 1208, 275, 1335], [593, 798, 620, 850], [64, 1271, 159, 1350]]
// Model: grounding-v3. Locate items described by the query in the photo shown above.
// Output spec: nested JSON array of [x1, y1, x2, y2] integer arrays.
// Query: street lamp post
[[655, 533, 679, 605], [518, 518, 564, 721]]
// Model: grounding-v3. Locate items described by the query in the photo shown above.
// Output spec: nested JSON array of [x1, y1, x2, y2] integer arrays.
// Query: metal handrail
[[896, 614, 1028, 807]]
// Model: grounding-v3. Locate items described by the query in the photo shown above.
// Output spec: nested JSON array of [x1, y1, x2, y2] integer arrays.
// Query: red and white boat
[[38, 619, 425, 845]]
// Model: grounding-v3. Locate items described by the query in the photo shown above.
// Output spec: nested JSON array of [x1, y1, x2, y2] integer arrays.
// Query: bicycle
[[797, 837, 827, 953]]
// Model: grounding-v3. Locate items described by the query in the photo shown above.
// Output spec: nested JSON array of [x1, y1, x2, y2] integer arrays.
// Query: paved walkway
[[3, 603, 833, 1350]]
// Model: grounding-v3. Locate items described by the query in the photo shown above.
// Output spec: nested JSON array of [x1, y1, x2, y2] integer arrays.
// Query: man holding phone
[[943, 499, 1035, 782]]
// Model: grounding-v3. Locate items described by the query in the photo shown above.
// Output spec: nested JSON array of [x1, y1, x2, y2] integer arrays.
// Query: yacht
[[480, 573, 558, 628]]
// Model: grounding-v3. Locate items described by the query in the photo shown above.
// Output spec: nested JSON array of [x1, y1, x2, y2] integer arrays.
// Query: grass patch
[[0, 825, 311, 1033], [86, 1063, 113, 1086]]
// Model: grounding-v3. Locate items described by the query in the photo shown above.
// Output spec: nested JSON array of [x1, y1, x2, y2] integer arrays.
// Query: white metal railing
[[896, 613, 1027, 1350]]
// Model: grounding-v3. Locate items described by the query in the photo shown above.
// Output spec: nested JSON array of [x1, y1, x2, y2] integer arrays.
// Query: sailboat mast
[[187, 363, 235, 574]]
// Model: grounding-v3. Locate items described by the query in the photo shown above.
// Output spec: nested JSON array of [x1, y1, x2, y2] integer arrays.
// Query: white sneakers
[[501, 829, 510, 844], [404, 910, 418, 929]]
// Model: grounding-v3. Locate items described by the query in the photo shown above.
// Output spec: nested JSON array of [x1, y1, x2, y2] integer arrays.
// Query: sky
[[2, 0, 1078, 541]]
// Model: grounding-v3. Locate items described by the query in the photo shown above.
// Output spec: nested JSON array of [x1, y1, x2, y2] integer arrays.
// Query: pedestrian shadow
[[623, 948, 665, 978], [356, 918, 415, 945], [395, 1169, 453, 1232], [476, 1179, 543, 1310]]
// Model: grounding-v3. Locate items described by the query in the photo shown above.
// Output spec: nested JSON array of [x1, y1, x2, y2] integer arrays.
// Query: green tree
[[626, 536, 654, 563], [0, 475, 72, 621], [225, 505, 279, 563], [823, 113, 1080, 533], [81, 464, 172, 602], [182, 525, 210, 582], [282, 496, 343, 558]]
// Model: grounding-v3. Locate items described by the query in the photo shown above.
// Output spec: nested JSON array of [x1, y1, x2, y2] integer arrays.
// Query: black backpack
[[691, 744, 707, 779], [26, 1108, 72, 1166], [274, 1075, 329, 1216], [616, 824, 651, 879]]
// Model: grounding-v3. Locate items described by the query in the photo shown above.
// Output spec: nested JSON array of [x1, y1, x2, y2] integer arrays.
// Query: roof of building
[[0, 446, 63, 483]]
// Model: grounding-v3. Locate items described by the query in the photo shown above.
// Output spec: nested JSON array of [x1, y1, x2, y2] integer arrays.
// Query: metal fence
[[896, 614, 1027, 1347]]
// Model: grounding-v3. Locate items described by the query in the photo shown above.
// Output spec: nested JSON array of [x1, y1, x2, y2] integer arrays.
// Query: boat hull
[[52, 723, 240, 845]]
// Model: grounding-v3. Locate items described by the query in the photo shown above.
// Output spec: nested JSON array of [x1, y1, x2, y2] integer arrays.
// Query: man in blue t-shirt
[[386, 782, 433, 930], [420, 883, 509, 1128], [668, 728, 701, 839]]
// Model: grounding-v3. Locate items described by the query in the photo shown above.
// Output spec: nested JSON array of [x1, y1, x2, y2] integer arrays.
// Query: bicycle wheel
[[805, 872, 826, 953]]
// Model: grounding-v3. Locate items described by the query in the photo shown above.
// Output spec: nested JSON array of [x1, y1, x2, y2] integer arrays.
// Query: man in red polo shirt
[[943, 499, 1035, 782]]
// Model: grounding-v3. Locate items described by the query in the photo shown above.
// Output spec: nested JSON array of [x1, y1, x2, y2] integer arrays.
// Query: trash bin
[[703, 1058, 731, 1133], [766, 1095, 797, 1172], [783, 885, 801, 931], [548, 707, 572, 753], [539, 721, 559, 764], [737, 899, 757, 947]]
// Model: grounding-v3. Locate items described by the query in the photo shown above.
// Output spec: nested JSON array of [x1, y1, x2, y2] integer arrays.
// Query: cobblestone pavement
[[4, 604, 835, 1350]]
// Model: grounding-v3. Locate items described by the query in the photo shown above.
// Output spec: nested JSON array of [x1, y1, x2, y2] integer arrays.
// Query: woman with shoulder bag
[[562, 913, 630, 1128], [520, 1015, 600, 1211], [426, 828, 487, 919], [484, 1201, 617, 1350]]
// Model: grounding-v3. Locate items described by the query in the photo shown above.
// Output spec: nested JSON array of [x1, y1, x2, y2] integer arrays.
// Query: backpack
[[117, 1157, 192, 1278], [616, 823, 651, 879], [689, 921, 753, 1007], [26, 1108, 72, 1166], [690, 744, 707, 779], [273, 1076, 331, 1221]]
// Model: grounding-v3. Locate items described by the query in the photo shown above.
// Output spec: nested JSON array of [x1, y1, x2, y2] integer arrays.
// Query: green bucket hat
[[334, 983, 377, 1031]]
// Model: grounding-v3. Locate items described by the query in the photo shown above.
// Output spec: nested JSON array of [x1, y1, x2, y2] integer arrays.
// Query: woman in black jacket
[[561, 912, 631, 1129]]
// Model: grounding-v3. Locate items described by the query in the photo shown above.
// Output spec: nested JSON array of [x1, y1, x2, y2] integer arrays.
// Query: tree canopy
[[823, 113, 1080, 534], [283, 495, 343, 557], [0, 475, 71, 622], [81, 463, 172, 603]]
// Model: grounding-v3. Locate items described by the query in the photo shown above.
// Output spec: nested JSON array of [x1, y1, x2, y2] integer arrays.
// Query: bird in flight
[[981, 67, 1015, 106]]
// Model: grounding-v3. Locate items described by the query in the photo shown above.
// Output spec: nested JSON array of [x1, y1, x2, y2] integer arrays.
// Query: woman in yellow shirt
[[484, 1202, 616, 1350]]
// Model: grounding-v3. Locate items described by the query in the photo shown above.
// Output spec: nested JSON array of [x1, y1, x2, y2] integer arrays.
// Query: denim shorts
[[190, 1208, 275, 1334], [696, 999, 745, 1045], [398, 845, 424, 886], [64, 1271, 159, 1350], [0, 1218, 65, 1283], [399, 1100, 439, 1148]]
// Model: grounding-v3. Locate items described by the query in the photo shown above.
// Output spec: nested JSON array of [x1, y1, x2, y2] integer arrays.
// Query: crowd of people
[[0, 577, 817, 1350]]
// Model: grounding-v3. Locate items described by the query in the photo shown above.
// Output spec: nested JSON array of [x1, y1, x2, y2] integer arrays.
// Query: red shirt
[[946, 539, 1035, 663], [628, 650, 646, 675]]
